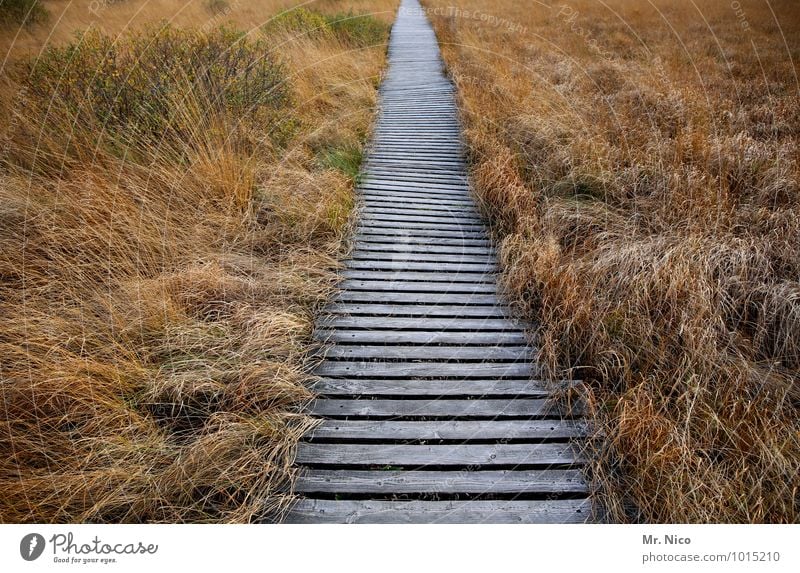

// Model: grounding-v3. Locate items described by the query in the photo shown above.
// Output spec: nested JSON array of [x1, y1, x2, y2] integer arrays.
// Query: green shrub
[[325, 11, 389, 48], [12, 24, 294, 168], [0, 0, 48, 25], [263, 8, 389, 48], [263, 8, 332, 39], [204, 0, 229, 15]]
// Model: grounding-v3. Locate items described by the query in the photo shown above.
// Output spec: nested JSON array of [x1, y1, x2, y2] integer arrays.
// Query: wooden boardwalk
[[283, 0, 593, 524]]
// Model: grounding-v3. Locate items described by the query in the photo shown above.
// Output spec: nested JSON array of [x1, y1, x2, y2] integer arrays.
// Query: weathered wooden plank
[[361, 194, 471, 205], [377, 118, 458, 124], [294, 469, 589, 494], [374, 133, 459, 139], [366, 143, 465, 150], [314, 362, 536, 378], [345, 257, 494, 268], [379, 110, 457, 116], [368, 154, 465, 164], [352, 243, 495, 256], [361, 211, 482, 223], [373, 134, 459, 139], [371, 137, 462, 144], [359, 194, 471, 205], [361, 203, 479, 216], [367, 162, 465, 171], [356, 221, 482, 230], [309, 378, 551, 396], [339, 270, 495, 282], [377, 114, 453, 119], [314, 330, 528, 344], [344, 260, 497, 272], [352, 234, 490, 246], [306, 419, 585, 439], [295, 443, 583, 466], [366, 149, 462, 157], [362, 181, 470, 192], [361, 201, 482, 212], [359, 205, 478, 217], [349, 252, 494, 264], [369, 153, 463, 163], [362, 214, 480, 225], [373, 125, 459, 131], [335, 280, 497, 293], [375, 120, 459, 126], [350, 246, 492, 258], [316, 317, 521, 331], [364, 162, 466, 170], [361, 181, 471, 194], [355, 229, 488, 240], [363, 163, 466, 175], [369, 135, 459, 144], [360, 220, 483, 232], [377, 110, 456, 116], [307, 398, 553, 417], [372, 129, 461, 136], [366, 141, 464, 149], [379, 99, 455, 104], [332, 291, 500, 304], [349, 255, 495, 268], [360, 191, 474, 206], [369, 132, 458, 140], [361, 215, 483, 227], [369, 137, 458, 145], [380, 105, 456, 111], [365, 158, 466, 168], [353, 230, 487, 242], [323, 303, 509, 318], [284, 499, 591, 524], [319, 345, 530, 360]]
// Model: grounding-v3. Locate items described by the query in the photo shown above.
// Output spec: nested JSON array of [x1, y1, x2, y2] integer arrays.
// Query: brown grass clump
[[0, 1, 396, 522], [425, 0, 799, 522]]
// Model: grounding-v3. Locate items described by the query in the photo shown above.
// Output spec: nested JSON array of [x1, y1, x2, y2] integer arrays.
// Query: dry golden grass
[[0, 0, 397, 522], [424, 0, 799, 522], [0, 0, 397, 61]]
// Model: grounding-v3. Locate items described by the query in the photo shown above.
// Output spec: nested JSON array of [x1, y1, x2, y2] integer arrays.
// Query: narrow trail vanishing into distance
[[283, 0, 594, 524]]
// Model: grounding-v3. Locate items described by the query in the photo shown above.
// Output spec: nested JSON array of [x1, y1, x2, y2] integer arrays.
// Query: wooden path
[[283, 0, 592, 524]]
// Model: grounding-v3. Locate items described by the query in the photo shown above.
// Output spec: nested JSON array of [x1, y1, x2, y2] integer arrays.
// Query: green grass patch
[[318, 143, 363, 181]]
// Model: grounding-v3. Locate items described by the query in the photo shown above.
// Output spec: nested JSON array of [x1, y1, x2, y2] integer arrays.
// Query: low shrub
[[10, 25, 293, 173], [264, 7, 389, 48], [0, 0, 48, 26], [326, 11, 390, 48]]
